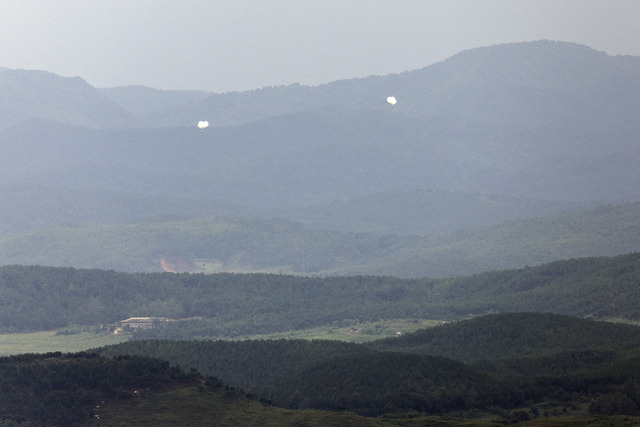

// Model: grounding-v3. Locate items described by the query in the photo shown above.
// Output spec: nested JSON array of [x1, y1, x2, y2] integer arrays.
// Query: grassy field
[[0, 329, 129, 356], [83, 385, 640, 427], [240, 319, 444, 343], [192, 258, 297, 275], [84, 385, 514, 427], [0, 319, 441, 356]]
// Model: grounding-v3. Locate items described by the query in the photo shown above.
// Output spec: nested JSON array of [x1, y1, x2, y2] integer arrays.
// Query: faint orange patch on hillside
[[160, 257, 190, 273]]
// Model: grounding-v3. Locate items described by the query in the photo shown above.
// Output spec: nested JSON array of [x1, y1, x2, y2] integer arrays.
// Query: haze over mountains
[[2, 40, 640, 275]]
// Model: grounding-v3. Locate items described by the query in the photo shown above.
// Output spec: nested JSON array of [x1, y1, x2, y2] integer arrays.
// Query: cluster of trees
[[2, 252, 640, 335], [97, 339, 370, 395], [0, 352, 204, 426]]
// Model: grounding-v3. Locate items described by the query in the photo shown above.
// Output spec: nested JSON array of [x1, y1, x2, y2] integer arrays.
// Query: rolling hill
[[5, 346, 638, 425], [367, 312, 640, 362], [95, 313, 640, 418], [0, 67, 135, 129], [2, 252, 640, 335], [1, 199, 638, 277]]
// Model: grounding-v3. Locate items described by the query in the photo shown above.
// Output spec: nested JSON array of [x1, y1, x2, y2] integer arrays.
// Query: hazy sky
[[2, 1, 639, 93]]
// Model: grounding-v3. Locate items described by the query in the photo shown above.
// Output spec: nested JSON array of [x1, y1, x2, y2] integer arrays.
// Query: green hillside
[[2, 347, 639, 426], [0, 352, 411, 426], [0, 183, 252, 237], [1, 200, 639, 277], [97, 340, 496, 417], [342, 202, 640, 277], [2, 252, 640, 336], [0, 352, 202, 425], [0, 182, 590, 238], [8, 354, 637, 427], [287, 189, 591, 235], [0, 215, 419, 274], [95, 313, 640, 419], [368, 312, 640, 362], [97, 340, 371, 396]]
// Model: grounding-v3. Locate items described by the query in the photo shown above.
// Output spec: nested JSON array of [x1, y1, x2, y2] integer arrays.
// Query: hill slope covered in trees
[[1, 252, 640, 335], [5, 348, 639, 425], [95, 313, 640, 419], [1, 200, 638, 277]]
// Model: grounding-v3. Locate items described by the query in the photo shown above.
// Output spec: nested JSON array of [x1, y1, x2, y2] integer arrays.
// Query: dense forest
[[95, 313, 640, 419], [0, 352, 205, 426], [368, 312, 640, 361], [2, 313, 640, 424], [1, 252, 640, 335]]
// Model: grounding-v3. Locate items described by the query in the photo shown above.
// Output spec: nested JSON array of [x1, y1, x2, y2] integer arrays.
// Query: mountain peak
[[0, 67, 135, 129]]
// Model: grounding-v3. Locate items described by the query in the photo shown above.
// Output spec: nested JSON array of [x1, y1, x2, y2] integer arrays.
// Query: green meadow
[[0, 329, 129, 356]]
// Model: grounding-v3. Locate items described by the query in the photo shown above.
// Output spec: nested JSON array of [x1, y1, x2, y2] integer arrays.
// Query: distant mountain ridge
[[3, 40, 640, 273], [3, 40, 640, 204], [5, 41, 640, 130], [96, 41, 640, 129], [0, 67, 135, 129]]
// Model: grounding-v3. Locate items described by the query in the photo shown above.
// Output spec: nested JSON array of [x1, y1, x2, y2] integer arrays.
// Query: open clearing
[[0, 330, 129, 356]]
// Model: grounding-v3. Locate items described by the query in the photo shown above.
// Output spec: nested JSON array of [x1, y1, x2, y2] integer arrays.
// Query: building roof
[[119, 317, 155, 323]]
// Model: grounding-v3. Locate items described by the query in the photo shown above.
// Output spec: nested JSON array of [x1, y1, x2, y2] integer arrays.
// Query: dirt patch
[[160, 257, 190, 273]]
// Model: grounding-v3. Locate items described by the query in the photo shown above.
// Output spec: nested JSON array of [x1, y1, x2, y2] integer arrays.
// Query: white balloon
[[386, 96, 397, 106], [198, 121, 209, 129]]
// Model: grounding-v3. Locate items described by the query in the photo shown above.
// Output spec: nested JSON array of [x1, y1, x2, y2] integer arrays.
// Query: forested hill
[[0, 199, 638, 277], [2, 252, 640, 334], [0, 182, 590, 238], [368, 312, 640, 362], [96, 313, 640, 419], [98, 314, 640, 396], [3, 41, 640, 207], [0, 352, 376, 426], [4, 41, 640, 133], [6, 343, 640, 424], [99, 41, 640, 130], [0, 352, 203, 425], [0, 67, 135, 129]]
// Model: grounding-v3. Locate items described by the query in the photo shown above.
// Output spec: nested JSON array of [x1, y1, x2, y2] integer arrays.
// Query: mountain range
[[2, 40, 640, 275]]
